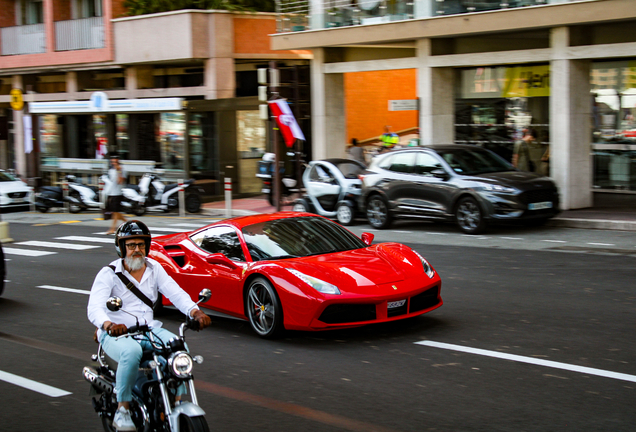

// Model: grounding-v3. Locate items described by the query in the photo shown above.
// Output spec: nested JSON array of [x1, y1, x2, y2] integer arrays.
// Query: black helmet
[[115, 220, 151, 257]]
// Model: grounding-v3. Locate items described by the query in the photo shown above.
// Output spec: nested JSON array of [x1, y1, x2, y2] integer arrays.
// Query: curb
[[548, 218, 636, 232]]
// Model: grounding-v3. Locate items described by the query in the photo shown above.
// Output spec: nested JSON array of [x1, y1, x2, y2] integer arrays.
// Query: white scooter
[[64, 175, 103, 213], [121, 173, 203, 216]]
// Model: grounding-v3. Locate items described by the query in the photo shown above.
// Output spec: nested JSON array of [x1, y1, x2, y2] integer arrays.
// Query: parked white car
[[0, 170, 32, 213]]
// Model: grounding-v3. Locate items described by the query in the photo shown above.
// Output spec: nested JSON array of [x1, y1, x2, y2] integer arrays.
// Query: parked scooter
[[83, 289, 211, 432], [121, 173, 204, 215], [256, 152, 303, 206], [35, 175, 102, 213]]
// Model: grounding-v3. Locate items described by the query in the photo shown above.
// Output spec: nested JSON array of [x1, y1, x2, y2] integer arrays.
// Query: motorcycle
[[256, 152, 303, 206], [83, 289, 212, 432], [121, 173, 204, 216], [35, 175, 102, 213]]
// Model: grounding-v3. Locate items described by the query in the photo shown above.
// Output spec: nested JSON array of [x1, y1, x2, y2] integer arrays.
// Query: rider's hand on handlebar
[[108, 323, 128, 337], [191, 309, 211, 330]]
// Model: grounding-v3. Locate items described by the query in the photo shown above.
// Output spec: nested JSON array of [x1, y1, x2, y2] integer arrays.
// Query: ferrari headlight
[[168, 352, 193, 378], [413, 251, 435, 278], [287, 269, 341, 295]]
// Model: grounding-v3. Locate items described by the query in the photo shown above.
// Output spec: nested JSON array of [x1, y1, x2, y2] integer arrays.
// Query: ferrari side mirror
[[361, 232, 374, 246]]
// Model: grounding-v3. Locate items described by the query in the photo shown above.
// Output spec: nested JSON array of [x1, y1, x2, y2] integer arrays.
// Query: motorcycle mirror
[[106, 296, 123, 312], [361, 232, 374, 246], [198, 289, 212, 303]]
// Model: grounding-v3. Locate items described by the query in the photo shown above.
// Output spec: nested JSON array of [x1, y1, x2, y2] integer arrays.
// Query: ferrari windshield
[[242, 216, 367, 261], [437, 147, 514, 175]]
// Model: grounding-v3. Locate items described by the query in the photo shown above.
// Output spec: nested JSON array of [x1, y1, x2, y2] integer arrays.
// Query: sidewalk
[[202, 195, 636, 231]]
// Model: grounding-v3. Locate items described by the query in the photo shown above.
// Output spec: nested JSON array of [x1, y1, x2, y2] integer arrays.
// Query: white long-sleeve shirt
[[88, 257, 198, 339]]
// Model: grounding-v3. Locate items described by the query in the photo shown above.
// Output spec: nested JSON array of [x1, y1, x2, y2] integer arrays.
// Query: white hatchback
[[0, 170, 32, 213]]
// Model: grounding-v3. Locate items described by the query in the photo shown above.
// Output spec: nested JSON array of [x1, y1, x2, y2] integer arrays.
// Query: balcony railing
[[1, 23, 46, 55], [55, 16, 104, 51], [276, 0, 586, 32]]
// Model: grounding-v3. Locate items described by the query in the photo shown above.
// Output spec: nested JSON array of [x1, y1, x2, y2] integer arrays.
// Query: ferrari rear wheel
[[245, 277, 284, 339]]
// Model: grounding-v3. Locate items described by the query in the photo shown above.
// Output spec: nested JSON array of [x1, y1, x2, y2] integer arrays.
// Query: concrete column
[[66, 71, 78, 101], [311, 48, 346, 160], [550, 27, 592, 210], [205, 14, 235, 100], [309, 0, 324, 30], [417, 39, 454, 145], [44, 0, 55, 52], [12, 75, 26, 177]]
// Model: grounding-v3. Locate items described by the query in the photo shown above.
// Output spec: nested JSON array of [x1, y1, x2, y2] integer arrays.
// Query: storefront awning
[[28, 92, 183, 114]]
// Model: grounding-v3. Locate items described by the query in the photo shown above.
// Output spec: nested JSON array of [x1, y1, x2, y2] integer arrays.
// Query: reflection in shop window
[[116, 114, 129, 159], [39, 114, 62, 166], [160, 112, 185, 170], [591, 60, 636, 191]]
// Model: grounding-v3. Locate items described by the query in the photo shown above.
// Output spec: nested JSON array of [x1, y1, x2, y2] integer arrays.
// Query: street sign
[[388, 99, 418, 111], [10, 88, 24, 111]]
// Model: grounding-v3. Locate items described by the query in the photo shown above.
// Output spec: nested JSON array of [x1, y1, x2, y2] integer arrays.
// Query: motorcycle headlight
[[168, 352, 193, 378], [413, 251, 435, 279], [287, 269, 341, 295]]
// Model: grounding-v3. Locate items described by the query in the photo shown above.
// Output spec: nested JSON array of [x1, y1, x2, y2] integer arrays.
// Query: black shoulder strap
[[108, 265, 154, 309]]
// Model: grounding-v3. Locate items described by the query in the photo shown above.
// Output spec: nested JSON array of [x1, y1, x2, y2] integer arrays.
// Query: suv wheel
[[366, 195, 391, 229], [455, 196, 486, 234]]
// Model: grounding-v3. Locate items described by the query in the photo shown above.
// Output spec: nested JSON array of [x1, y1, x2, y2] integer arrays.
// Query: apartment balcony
[[55, 16, 105, 51], [275, 0, 584, 32], [1, 24, 46, 55]]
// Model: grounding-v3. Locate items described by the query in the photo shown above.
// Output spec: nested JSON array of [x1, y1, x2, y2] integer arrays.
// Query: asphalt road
[[0, 212, 634, 432]]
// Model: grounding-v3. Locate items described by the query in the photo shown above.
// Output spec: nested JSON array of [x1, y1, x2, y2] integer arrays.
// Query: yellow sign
[[502, 65, 550, 98], [10, 88, 24, 111]]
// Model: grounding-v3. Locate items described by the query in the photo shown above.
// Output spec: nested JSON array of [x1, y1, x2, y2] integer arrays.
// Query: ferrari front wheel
[[245, 277, 284, 339]]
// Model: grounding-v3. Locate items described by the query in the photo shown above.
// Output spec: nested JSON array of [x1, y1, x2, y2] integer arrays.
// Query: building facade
[[271, 0, 636, 210], [0, 2, 310, 195]]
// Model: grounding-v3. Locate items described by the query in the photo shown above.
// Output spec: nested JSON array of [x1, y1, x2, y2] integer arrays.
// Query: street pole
[[270, 61, 281, 212]]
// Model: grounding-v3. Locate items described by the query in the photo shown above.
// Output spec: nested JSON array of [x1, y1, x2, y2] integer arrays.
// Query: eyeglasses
[[125, 242, 146, 250]]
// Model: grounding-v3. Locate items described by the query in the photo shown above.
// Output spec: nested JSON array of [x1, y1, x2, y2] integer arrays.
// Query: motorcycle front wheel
[[179, 415, 210, 432]]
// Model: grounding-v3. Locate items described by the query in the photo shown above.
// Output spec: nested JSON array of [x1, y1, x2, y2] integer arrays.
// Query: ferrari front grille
[[318, 304, 376, 324], [409, 286, 440, 313]]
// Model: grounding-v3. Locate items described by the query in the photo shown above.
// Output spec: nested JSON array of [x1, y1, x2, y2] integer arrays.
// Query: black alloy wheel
[[336, 202, 355, 226], [68, 191, 83, 214], [245, 277, 284, 339], [366, 195, 392, 229], [455, 196, 486, 234]]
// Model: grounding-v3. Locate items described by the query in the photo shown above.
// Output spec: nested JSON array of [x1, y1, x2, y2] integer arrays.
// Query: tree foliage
[[123, 0, 276, 16]]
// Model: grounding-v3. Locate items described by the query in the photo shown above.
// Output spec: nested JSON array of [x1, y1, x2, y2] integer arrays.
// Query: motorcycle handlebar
[[127, 324, 150, 334]]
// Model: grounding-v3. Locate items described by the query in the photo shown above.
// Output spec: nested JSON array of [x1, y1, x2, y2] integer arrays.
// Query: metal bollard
[[178, 179, 185, 217], [225, 178, 232, 218], [29, 186, 35, 213]]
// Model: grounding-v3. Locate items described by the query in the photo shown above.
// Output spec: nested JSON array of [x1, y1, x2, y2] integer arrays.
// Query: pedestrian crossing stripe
[[15, 241, 100, 250], [4, 248, 57, 257], [55, 236, 113, 244]]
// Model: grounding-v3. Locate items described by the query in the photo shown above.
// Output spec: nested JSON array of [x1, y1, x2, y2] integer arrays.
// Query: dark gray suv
[[359, 144, 559, 234]]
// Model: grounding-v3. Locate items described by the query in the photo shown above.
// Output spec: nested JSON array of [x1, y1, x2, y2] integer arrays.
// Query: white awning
[[29, 92, 183, 114]]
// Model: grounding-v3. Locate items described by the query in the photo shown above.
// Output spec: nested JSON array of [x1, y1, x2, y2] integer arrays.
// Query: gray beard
[[125, 255, 146, 272]]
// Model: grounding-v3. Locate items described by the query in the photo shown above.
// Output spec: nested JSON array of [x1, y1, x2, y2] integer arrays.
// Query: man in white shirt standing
[[105, 155, 128, 235], [87, 220, 211, 431]]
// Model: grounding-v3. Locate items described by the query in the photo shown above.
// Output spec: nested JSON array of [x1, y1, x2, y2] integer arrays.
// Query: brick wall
[[234, 16, 310, 57], [344, 69, 418, 143], [0, 0, 16, 27], [53, 0, 72, 21]]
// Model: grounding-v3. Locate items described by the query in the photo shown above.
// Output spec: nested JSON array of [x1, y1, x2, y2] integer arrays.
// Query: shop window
[[160, 113, 185, 171], [39, 115, 63, 164]]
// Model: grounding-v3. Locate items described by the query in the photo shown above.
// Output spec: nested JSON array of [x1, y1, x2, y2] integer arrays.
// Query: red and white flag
[[268, 99, 305, 147]]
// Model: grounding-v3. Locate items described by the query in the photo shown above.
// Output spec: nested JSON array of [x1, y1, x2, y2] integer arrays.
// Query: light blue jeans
[[99, 327, 186, 402]]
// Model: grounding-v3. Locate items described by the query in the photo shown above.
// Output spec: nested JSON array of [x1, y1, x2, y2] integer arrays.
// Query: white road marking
[[393, 231, 413, 234], [587, 242, 615, 246], [0, 370, 72, 397], [500, 237, 522, 240], [15, 241, 100, 250], [36, 285, 90, 295], [3, 248, 57, 257], [424, 232, 448, 235], [55, 236, 114, 243], [415, 341, 636, 383], [541, 240, 567, 243]]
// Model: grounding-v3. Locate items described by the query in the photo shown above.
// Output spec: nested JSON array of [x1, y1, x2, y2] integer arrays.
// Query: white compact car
[[0, 170, 32, 213]]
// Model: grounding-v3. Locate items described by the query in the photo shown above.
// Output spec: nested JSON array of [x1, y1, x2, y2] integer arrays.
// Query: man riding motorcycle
[[87, 220, 211, 431]]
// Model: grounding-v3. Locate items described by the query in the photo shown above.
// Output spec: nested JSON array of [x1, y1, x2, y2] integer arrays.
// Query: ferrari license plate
[[387, 299, 406, 309], [528, 201, 552, 210]]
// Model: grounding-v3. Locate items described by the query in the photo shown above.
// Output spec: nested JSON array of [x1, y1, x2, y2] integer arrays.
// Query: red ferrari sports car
[[149, 212, 442, 338]]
